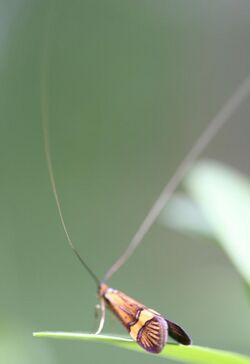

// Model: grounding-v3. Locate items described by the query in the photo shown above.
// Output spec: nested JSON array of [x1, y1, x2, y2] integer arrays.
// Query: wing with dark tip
[[166, 319, 192, 345]]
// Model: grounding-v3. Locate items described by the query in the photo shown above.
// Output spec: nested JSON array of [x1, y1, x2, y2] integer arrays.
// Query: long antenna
[[40, 2, 100, 287], [103, 73, 250, 282]]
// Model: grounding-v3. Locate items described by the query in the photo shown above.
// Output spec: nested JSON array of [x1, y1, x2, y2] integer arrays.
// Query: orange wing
[[100, 285, 190, 354], [103, 287, 143, 328], [101, 286, 168, 353]]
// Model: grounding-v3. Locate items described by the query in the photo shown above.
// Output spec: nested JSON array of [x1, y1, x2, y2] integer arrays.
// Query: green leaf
[[33, 332, 250, 364], [185, 160, 250, 287]]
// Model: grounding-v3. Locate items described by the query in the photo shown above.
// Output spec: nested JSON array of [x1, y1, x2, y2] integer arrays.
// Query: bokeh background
[[1, 1, 250, 363]]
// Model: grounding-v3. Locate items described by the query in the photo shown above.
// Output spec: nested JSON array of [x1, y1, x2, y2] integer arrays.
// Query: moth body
[[99, 283, 191, 353]]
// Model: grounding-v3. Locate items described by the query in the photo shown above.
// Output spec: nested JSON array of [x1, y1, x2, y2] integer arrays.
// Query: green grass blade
[[33, 332, 250, 364]]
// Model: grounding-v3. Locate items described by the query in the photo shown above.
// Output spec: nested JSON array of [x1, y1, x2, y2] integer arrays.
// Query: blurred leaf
[[186, 160, 250, 287], [0, 319, 56, 364], [33, 332, 250, 364], [160, 193, 214, 238], [162, 160, 250, 287]]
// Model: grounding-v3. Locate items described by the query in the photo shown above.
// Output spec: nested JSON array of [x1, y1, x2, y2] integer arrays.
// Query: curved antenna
[[40, 2, 100, 287], [103, 74, 250, 282]]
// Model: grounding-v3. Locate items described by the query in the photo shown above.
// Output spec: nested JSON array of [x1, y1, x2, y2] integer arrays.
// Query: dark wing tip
[[166, 319, 192, 345]]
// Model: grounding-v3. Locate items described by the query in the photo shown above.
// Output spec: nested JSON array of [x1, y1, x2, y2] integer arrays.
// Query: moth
[[42, 114, 192, 353], [41, 12, 250, 350], [98, 283, 191, 353]]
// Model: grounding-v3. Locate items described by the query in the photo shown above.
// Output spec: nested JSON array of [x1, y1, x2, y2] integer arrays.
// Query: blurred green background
[[0, 1, 250, 363]]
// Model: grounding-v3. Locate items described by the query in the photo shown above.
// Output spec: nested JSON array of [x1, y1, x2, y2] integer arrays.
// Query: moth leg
[[95, 297, 105, 335], [95, 303, 101, 319], [91, 303, 101, 332]]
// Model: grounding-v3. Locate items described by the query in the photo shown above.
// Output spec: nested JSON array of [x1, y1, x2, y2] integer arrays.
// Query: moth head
[[98, 283, 109, 297]]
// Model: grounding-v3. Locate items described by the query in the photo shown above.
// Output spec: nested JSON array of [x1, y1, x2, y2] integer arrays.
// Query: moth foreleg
[[95, 297, 106, 335]]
